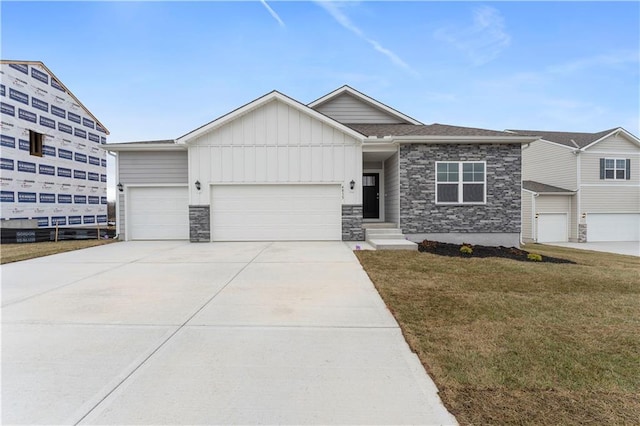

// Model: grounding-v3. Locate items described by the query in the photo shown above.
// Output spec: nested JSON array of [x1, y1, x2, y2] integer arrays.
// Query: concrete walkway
[[1, 241, 457, 425]]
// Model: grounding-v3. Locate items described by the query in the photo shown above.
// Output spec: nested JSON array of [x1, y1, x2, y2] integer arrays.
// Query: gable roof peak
[[308, 85, 423, 125]]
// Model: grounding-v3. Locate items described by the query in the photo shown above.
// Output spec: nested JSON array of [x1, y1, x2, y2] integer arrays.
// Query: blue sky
[[2, 1, 639, 143]]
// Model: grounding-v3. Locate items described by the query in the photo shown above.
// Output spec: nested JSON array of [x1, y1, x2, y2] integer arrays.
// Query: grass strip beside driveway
[[1, 240, 117, 264], [356, 244, 640, 425]]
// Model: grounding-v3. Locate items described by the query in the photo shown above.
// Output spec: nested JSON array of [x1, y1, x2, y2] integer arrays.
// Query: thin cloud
[[260, 0, 285, 28], [435, 6, 511, 66], [546, 50, 640, 74], [316, 1, 419, 77]]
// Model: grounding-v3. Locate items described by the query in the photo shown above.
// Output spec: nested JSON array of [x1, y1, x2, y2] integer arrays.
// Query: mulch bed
[[418, 240, 575, 264]]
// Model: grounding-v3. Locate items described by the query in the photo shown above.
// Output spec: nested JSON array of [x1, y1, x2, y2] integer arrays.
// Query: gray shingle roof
[[507, 128, 617, 148], [346, 123, 515, 137], [523, 180, 574, 193]]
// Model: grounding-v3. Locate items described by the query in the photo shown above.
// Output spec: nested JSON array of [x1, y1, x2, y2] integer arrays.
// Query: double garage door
[[211, 184, 341, 241], [127, 184, 342, 241], [536, 212, 640, 242], [587, 213, 640, 242]]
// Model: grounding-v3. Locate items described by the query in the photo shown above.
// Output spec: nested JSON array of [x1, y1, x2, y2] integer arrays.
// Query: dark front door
[[362, 173, 380, 219]]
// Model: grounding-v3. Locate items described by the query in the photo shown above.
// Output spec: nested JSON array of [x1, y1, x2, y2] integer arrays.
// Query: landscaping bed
[[418, 239, 575, 263]]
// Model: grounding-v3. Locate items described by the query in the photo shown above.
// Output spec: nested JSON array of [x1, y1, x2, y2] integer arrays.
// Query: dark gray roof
[[507, 128, 617, 148], [523, 180, 574, 194], [346, 123, 515, 137]]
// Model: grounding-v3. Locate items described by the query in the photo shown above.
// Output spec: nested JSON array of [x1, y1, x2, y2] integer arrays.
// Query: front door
[[362, 173, 380, 219]]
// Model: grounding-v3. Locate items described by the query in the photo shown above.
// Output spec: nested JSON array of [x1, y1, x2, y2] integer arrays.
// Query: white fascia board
[[522, 188, 538, 196], [362, 141, 397, 152], [307, 85, 423, 125], [105, 143, 185, 151], [369, 135, 540, 144], [582, 128, 640, 151], [1, 60, 111, 135], [537, 192, 577, 196], [176, 91, 366, 144]]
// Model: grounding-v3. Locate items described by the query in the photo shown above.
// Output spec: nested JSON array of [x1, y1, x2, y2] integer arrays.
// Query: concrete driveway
[[1, 241, 457, 425], [546, 241, 640, 257]]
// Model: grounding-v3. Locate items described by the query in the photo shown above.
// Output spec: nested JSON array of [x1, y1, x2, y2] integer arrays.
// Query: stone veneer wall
[[399, 143, 522, 235], [578, 223, 587, 242], [342, 205, 364, 241], [189, 205, 210, 242]]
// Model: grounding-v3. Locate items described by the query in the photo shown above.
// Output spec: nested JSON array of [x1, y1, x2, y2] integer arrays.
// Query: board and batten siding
[[384, 151, 399, 225], [522, 141, 577, 190], [117, 150, 188, 238], [188, 99, 362, 206], [313, 93, 405, 124]]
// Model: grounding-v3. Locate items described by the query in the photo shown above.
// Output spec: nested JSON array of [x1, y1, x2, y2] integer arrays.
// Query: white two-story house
[[511, 127, 639, 243]]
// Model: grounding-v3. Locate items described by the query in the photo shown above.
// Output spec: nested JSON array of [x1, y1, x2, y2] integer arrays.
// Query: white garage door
[[537, 213, 568, 242], [587, 213, 640, 242], [211, 184, 342, 241], [128, 186, 189, 240]]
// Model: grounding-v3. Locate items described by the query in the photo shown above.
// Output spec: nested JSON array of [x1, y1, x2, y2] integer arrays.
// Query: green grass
[[0, 239, 117, 264], [356, 244, 640, 425]]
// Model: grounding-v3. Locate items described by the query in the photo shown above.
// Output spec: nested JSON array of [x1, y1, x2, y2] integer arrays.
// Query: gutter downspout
[[107, 151, 119, 239], [520, 143, 532, 246], [571, 139, 581, 242]]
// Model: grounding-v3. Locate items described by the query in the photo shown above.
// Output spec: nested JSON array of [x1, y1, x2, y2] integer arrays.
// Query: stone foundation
[[342, 205, 364, 241], [189, 205, 210, 242]]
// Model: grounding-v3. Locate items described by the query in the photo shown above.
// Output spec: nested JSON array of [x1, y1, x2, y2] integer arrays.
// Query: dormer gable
[[308, 85, 422, 125]]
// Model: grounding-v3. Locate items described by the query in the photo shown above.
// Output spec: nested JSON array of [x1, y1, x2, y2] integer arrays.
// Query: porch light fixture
[[117, 182, 123, 192], [195, 180, 201, 191], [350, 180, 355, 190]]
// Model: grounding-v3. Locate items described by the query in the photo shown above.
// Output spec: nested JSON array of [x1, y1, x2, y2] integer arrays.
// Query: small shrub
[[527, 253, 543, 262], [460, 245, 473, 255]]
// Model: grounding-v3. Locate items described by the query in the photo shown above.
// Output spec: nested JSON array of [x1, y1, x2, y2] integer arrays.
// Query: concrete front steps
[[363, 222, 418, 251]]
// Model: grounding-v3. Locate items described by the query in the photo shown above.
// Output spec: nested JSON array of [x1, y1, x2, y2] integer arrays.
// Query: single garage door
[[537, 213, 568, 242], [211, 184, 342, 241], [128, 186, 189, 240], [587, 213, 640, 242]]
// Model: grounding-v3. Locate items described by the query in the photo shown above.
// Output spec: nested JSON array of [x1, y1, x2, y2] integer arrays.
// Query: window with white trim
[[600, 158, 630, 180], [436, 161, 486, 204]]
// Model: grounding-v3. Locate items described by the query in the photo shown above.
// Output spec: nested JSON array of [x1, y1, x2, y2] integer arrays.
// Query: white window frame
[[603, 158, 627, 180], [435, 161, 487, 205]]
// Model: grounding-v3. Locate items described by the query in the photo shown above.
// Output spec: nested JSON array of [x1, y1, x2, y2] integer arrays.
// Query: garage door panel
[[587, 213, 640, 242], [537, 213, 568, 243], [211, 185, 341, 241], [128, 187, 189, 240]]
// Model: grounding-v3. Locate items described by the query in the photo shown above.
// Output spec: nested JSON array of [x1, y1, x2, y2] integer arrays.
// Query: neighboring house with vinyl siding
[[107, 85, 538, 246], [512, 128, 640, 243]]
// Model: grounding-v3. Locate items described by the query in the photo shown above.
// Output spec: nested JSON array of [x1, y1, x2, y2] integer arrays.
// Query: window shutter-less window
[[626, 159, 631, 180], [599, 158, 605, 179]]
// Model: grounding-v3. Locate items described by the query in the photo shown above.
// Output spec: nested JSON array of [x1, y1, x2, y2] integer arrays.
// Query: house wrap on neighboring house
[[510, 128, 640, 243], [0, 60, 109, 228], [108, 86, 538, 246]]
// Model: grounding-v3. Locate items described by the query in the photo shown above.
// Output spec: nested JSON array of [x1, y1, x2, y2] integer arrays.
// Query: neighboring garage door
[[128, 186, 189, 240], [587, 213, 640, 242], [210, 184, 342, 241], [537, 213, 568, 242]]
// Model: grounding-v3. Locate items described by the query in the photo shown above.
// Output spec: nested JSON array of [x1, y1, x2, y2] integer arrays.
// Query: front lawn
[[0, 239, 117, 264], [355, 244, 639, 425]]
